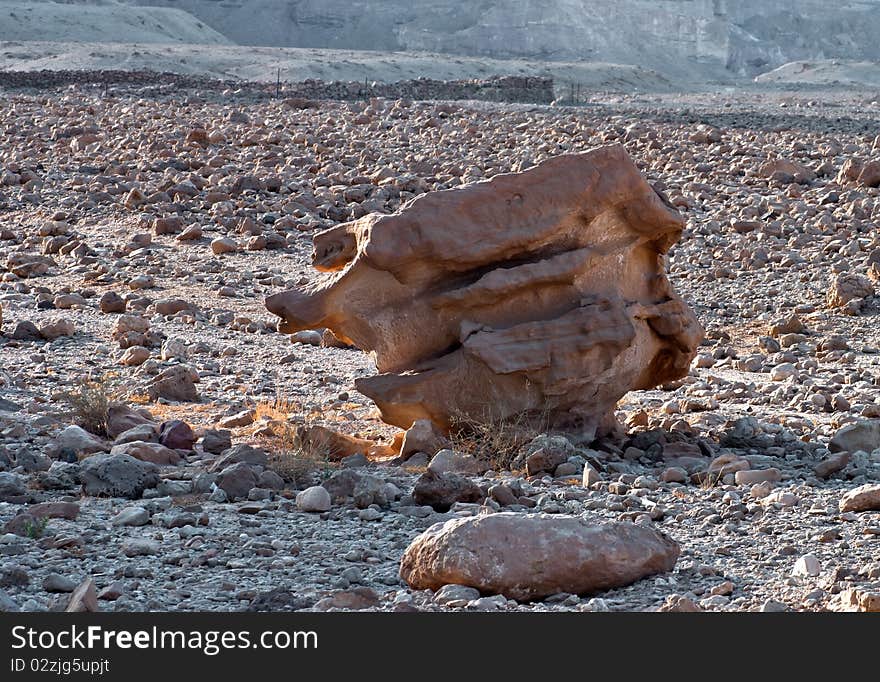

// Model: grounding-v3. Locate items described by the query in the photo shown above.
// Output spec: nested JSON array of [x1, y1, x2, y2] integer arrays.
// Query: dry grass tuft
[[448, 408, 551, 472], [253, 396, 335, 484], [57, 374, 120, 437]]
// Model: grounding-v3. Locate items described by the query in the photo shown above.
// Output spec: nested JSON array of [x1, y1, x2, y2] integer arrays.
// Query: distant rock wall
[[125, 0, 880, 78]]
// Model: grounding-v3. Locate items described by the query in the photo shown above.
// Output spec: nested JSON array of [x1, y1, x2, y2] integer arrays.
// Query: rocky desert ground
[[1, 72, 880, 614]]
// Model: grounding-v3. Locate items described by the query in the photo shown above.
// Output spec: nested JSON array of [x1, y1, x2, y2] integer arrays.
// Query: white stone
[[770, 363, 798, 381], [793, 554, 821, 577], [582, 465, 601, 487], [296, 485, 331, 512]]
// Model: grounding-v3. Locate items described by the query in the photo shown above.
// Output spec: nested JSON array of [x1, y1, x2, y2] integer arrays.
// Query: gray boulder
[[216, 462, 258, 501], [830, 420, 880, 454], [79, 453, 159, 498], [0, 472, 26, 501]]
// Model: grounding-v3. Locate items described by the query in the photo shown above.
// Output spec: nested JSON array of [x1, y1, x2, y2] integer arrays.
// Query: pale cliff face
[[124, 0, 880, 76]]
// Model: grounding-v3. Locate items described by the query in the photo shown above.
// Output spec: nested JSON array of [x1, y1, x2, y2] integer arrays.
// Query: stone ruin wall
[[0, 70, 555, 104]]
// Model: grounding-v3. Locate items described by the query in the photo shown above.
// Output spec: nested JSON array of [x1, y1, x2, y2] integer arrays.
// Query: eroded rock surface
[[267, 145, 702, 436]]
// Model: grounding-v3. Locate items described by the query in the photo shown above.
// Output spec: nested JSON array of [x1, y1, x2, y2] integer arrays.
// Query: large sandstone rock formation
[[266, 144, 702, 437], [399, 514, 681, 600]]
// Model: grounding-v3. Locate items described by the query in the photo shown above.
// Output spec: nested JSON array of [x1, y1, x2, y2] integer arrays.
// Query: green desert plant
[[22, 515, 49, 540]]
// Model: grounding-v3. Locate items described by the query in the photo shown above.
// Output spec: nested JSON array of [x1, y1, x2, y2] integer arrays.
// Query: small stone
[[760, 599, 790, 613], [488, 483, 518, 507], [412, 470, 482, 512], [97, 582, 125, 601], [296, 485, 331, 512], [49, 425, 107, 457], [763, 490, 799, 507], [146, 365, 199, 403], [839, 484, 880, 513], [659, 467, 688, 484], [79, 453, 159, 499], [217, 410, 255, 429], [177, 225, 203, 241], [793, 554, 821, 577], [699, 594, 729, 609], [65, 579, 99, 612], [427, 449, 487, 476], [770, 363, 798, 381], [658, 595, 703, 612], [0, 472, 26, 501], [111, 507, 150, 526], [120, 346, 150, 366], [814, 452, 851, 479], [400, 419, 449, 460], [211, 237, 239, 255], [341, 453, 368, 468], [0, 588, 19, 612], [434, 584, 481, 605], [582, 465, 601, 486], [99, 291, 126, 314], [750, 482, 773, 499], [38, 317, 75, 340], [122, 539, 159, 557], [201, 429, 232, 454], [109, 441, 180, 466], [734, 468, 781, 485], [158, 420, 196, 450], [835, 588, 880, 612], [43, 573, 77, 593], [358, 508, 382, 521], [216, 462, 258, 501], [830, 420, 880, 454], [710, 580, 735, 596], [291, 330, 322, 346]]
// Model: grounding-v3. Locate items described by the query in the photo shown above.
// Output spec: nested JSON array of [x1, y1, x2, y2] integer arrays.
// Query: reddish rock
[[184, 128, 210, 146], [759, 158, 816, 183], [827, 273, 874, 309], [106, 404, 156, 440], [400, 419, 449, 460], [153, 216, 183, 235], [147, 365, 199, 402], [159, 420, 196, 450], [99, 291, 126, 314], [411, 469, 482, 511], [109, 441, 181, 466], [28, 501, 79, 520], [839, 484, 880, 513], [66, 579, 99, 613], [400, 513, 680, 600], [154, 298, 193, 316], [814, 452, 850, 479], [266, 146, 702, 436], [857, 160, 880, 188]]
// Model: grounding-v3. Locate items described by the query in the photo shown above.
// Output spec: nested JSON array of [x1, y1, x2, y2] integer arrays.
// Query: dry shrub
[[448, 408, 552, 472], [58, 374, 119, 437], [253, 396, 335, 484], [268, 421, 337, 484]]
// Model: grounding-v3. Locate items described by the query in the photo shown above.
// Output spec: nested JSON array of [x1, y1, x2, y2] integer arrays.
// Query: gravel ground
[[1, 80, 879, 613]]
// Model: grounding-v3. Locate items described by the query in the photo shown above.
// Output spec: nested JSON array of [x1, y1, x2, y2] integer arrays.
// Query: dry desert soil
[[1, 75, 880, 613]]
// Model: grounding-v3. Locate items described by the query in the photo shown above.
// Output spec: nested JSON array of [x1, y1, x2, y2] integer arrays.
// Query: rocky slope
[[127, 0, 880, 78], [0, 0, 230, 44]]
